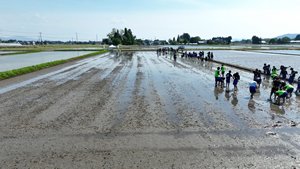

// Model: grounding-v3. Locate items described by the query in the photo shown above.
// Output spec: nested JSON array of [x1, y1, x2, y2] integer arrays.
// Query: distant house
[[0, 42, 22, 47], [198, 40, 207, 44], [291, 40, 300, 44]]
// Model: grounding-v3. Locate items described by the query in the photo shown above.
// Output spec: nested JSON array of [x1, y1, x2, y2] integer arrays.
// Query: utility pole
[[76, 32, 78, 43], [39, 32, 43, 45], [96, 34, 98, 42]]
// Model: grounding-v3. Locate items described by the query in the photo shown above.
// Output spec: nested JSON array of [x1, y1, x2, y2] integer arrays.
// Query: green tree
[[252, 36, 262, 44], [279, 37, 291, 44], [107, 28, 137, 45], [268, 38, 277, 44], [127, 29, 136, 45], [226, 36, 232, 44], [180, 33, 191, 44], [190, 36, 201, 43], [295, 34, 300, 40]]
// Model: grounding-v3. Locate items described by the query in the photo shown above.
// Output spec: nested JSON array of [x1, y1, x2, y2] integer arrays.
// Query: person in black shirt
[[233, 72, 240, 90], [288, 68, 298, 84], [225, 70, 232, 91], [270, 77, 282, 100]]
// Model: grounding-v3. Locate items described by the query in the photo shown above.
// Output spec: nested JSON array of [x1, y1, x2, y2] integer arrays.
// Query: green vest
[[285, 84, 294, 90], [272, 69, 277, 75], [221, 66, 225, 72], [215, 70, 220, 77], [276, 90, 286, 96]]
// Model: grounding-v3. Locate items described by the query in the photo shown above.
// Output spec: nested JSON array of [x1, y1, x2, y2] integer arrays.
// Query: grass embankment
[[0, 50, 108, 80]]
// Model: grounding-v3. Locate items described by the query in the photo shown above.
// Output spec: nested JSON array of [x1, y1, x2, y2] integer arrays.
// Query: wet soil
[[0, 52, 300, 168]]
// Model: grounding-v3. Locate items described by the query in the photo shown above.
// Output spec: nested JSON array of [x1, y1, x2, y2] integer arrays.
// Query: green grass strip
[[0, 50, 108, 80]]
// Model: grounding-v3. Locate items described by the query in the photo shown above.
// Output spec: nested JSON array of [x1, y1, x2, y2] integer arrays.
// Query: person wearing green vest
[[271, 66, 278, 79], [221, 65, 225, 77], [275, 89, 288, 105], [215, 67, 220, 87], [284, 83, 294, 98]]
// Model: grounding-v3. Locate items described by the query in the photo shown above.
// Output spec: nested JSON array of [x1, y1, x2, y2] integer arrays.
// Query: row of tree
[[168, 33, 201, 45], [103, 28, 300, 45], [104, 28, 136, 46], [252, 34, 300, 44]]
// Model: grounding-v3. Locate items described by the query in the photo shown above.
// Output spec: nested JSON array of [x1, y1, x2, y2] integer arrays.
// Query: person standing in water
[[270, 76, 281, 100], [271, 66, 278, 79], [249, 81, 257, 99], [288, 68, 298, 84], [296, 76, 300, 94], [221, 65, 226, 77], [283, 82, 294, 98], [215, 67, 220, 87], [233, 72, 240, 91], [275, 88, 288, 105], [225, 70, 232, 91], [173, 51, 177, 62]]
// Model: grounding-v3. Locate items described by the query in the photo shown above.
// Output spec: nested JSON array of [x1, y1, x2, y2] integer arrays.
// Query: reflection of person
[[214, 87, 224, 100], [231, 93, 238, 106], [225, 91, 230, 101], [248, 99, 256, 113], [270, 102, 285, 115]]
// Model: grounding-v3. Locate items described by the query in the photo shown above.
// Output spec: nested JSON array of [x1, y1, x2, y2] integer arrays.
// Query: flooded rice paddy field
[[0, 51, 15, 54], [209, 50, 300, 71], [0, 51, 93, 72], [0, 52, 300, 168], [254, 50, 300, 55]]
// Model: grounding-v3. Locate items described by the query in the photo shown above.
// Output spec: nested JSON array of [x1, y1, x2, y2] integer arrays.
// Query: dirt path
[[0, 52, 300, 168]]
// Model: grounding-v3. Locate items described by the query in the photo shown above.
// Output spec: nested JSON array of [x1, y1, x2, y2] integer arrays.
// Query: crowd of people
[[180, 51, 214, 61], [215, 62, 300, 105], [265, 64, 299, 105], [158, 48, 299, 106]]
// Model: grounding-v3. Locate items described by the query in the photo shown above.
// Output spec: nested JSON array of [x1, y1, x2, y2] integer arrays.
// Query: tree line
[[251, 34, 300, 44]]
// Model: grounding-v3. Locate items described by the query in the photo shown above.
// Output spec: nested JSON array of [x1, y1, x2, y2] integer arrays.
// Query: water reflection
[[248, 99, 256, 113], [214, 87, 224, 100], [225, 91, 231, 101], [231, 92, 239, 106], [269, 103, 285, 115]]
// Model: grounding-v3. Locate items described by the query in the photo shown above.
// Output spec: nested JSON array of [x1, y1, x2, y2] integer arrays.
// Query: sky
[[0, 0, 299, 41]]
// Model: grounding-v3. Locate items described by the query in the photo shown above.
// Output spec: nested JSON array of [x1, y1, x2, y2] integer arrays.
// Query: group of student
[[214, 65, 240, 91], [181, 51, 214, 61], [214, 63, 300, 105], [267, 64, 299, 105]]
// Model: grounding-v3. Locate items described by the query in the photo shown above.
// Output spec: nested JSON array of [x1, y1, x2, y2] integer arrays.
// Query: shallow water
[[0, 51, 14, 54], [210, 50, 300, 71], [1, 52, 300, 168], [0, 51, 93, 71], [254, 50, 300, 55], [162, 44, 300, 50]]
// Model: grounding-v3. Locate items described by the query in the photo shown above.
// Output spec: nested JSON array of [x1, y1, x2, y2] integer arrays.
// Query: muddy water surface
[[0, 52, 300, 168]]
